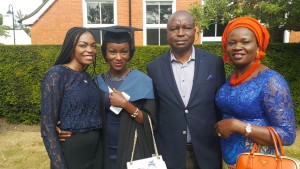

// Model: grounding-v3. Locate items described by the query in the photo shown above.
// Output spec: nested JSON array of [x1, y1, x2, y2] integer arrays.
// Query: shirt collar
[[170, 46, 195, 62]]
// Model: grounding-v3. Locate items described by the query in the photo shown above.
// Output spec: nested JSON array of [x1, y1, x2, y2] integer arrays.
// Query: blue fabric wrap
[[95, 69, 154, 101]]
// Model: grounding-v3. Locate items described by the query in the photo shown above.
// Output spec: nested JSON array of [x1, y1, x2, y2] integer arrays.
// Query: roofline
[[19, 0, 56, 25]]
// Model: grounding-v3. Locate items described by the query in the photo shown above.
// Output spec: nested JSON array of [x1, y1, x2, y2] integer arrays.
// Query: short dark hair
[[101, 31, 134, 61], [54, 27, 97, 65]]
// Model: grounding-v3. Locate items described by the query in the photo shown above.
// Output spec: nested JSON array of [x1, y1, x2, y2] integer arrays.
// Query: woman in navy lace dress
[[214, 17, 296, 169], [41, 27, 103, 169]]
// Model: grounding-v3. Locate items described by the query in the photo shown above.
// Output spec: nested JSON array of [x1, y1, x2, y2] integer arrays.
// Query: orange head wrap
[[221, 17, 270, 63]]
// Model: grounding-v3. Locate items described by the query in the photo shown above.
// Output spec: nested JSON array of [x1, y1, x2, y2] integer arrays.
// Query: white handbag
[[127, 115, 167, 169]]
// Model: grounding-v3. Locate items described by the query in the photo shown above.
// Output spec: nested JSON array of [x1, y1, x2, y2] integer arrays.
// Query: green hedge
[[0, 43, 299, 125]]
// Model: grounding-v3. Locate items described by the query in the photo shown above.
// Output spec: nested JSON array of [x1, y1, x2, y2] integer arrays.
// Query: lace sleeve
[[41, 67, 68, 169], [262, 73, 296, 146]]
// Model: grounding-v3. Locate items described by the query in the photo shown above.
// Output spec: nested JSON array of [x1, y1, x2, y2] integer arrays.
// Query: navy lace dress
[[215, 69, 296, 165], [41, 65, 103, 169]]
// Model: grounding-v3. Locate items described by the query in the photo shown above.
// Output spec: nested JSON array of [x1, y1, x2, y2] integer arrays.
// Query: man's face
[[167, 13, 196, 53]]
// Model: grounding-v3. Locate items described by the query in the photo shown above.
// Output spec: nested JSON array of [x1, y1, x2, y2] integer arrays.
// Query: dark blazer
[[147, 47, 226, 169]]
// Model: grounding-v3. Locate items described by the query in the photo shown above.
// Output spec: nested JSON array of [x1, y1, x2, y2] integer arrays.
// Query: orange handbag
[[236, 126, 300, 169]]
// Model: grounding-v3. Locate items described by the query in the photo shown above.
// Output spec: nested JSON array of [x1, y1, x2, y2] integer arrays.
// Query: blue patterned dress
[[41, 65, 103, 169], [215, 69, 296, 165]]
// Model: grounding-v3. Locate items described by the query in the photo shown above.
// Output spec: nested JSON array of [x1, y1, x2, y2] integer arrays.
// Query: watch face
[[246, 125, 252, 133], [246, 126, 251, 133]]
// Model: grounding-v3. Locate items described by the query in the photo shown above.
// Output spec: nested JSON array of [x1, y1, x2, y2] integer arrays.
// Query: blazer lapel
[[160, 51, 185, 107], [188, 49, 207, 105]]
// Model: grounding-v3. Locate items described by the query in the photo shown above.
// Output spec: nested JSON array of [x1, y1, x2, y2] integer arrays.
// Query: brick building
[[21, 0, 203, 45], [289, 31, 300, 43], [20, 0, 300, 45]]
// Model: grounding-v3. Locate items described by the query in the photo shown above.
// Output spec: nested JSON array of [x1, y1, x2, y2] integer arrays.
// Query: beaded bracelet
[[131, 108, 139, 118]]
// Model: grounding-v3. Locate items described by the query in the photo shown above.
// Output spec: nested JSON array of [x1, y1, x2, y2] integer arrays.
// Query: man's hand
[[56, 121, 72, 142]]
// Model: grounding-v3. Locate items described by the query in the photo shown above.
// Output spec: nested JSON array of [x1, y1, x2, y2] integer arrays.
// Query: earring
[[256, 50, 260, 59]]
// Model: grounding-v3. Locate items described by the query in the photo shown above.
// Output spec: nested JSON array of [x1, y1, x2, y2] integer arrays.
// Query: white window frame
[[82, 0, 117, 28], [200, 0, 222, 43], [143, 0, 176, 45], [202, 23, 222, 43]]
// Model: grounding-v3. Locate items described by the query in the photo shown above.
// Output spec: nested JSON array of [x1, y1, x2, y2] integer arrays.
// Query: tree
[[15, 10, 31, 35], [189, 0, 300, 42], [0, 14, 10, 37], [0, 14, 3, 25]]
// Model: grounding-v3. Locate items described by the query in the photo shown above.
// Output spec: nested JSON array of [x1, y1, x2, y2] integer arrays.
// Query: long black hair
[[54, 27, 97, 76], [54, 27, 97, 65]]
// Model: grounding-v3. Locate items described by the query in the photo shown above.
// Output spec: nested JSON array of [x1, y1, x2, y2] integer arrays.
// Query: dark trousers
[[60, 129, 103, 169], [186, 144, 200, 169]]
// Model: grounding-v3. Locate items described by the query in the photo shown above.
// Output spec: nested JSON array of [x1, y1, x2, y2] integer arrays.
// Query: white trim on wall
[[283, 30, 290, 43], [22, 0, 56, 25]]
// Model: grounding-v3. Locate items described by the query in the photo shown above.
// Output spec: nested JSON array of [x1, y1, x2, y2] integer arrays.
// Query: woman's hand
[[109, 88, 128, 108], [215, 119, 274, 145], [56, 121, 72, 142], [214, 118, 243, 138]]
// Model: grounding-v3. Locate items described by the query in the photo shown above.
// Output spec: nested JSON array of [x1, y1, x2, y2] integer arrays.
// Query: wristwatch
[[244, 123, 252, 137]]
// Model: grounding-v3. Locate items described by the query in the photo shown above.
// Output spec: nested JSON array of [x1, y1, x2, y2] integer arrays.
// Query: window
[[203, 23, 226, 37], [201, 0, 226, 43], [146, 2, 171, 24], [89, 28, 104, 44], [83, 0, 116, 44], [83, 0, 116, 27], [144, 1, 174, 45], [147, 28, 167, 45], [202, 21, 227, 43], [86, 0, 114, 24]]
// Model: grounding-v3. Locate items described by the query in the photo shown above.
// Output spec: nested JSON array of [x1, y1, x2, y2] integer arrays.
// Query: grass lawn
[[0, 123, 299, 169], [0, 131, 49, 169]]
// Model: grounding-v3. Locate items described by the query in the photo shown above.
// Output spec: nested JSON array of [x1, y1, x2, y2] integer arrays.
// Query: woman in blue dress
[[41, 27, 103, 169], [214, 17, 296, 169]]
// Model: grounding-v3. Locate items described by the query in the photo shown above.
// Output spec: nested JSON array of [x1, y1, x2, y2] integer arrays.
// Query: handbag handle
[[250, 127, 285, 158], [246, 127, 285, 169], [148, 115, 160, 157], [267, 126, 285, 156], [129, 115, 159, 164]]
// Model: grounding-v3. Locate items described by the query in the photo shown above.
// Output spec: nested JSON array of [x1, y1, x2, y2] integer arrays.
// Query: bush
[[0, 43, 299, 125]]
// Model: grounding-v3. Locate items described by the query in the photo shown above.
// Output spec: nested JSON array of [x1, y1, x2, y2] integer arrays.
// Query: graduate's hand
[[109, 88, 128, 108], [56, 121, 72, 142]]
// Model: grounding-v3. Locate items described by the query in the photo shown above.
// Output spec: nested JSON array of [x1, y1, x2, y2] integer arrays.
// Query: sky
[[0, 0, 43, 26]]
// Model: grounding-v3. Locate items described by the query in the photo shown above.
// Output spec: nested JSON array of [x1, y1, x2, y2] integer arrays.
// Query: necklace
[[105, 69, 131, 81], [78, 72, 88, 83], [63, 64, 88, 83], [230, 59, 261, 86], [79, 73, 88, 83]]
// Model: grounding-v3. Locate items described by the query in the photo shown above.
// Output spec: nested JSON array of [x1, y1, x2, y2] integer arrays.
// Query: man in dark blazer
[[147, 10, 226, 169]]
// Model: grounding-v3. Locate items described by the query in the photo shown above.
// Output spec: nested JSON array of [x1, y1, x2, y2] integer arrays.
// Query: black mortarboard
[[99, 26, 142, 59], [99, 25, 142, 33]]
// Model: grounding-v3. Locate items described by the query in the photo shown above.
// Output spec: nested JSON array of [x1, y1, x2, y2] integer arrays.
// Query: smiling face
[[227, 27, 259, 69], [69, 31, 97, 70], [167, 11, 196, 53], [105, 42, 130, 75]]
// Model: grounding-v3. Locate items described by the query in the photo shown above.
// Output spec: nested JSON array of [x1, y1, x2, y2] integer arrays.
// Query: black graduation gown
[[101, 99, 157, 169]]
